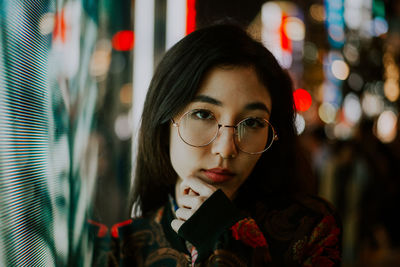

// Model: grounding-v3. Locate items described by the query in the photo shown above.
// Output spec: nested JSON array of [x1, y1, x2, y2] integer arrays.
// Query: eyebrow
[[192, 95, 222, 106], [193, 94, 271, 114], [245, 102, 271, 114]]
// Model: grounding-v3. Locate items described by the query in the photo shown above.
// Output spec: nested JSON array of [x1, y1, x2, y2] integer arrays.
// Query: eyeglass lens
[[177, 110, 275, 154]]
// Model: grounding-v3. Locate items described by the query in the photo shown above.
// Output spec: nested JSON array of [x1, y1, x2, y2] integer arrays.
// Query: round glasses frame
[[171, 110, 279, 155]]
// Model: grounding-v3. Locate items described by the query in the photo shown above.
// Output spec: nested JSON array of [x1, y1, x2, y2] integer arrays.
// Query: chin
[[219, 188, 235, 200]]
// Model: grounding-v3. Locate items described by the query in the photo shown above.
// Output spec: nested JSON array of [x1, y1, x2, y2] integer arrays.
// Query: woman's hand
[[171, 176, 217, 233]]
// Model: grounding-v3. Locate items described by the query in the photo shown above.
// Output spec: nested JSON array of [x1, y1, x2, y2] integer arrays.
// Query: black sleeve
[[177, 189, 270, 264]]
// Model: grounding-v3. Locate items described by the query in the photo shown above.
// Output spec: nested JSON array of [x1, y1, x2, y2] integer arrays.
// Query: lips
[[203, 168, 235, 183]]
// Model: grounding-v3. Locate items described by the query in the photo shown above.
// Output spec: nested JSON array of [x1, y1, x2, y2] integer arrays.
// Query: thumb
[[171, 219, 184, 233]]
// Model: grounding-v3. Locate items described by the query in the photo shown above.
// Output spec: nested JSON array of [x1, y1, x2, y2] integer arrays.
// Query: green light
[[373, 0, 386, 18]]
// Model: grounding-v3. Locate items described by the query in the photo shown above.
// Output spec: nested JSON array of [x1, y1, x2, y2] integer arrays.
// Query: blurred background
[[0, 0, 399, 266]]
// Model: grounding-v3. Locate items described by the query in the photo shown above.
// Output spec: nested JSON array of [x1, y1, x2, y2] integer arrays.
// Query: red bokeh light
[[293, 88, 312, 112], [280, 14, 291, 52], [112, 30, 135, 51], [186, 0, 196, 35]]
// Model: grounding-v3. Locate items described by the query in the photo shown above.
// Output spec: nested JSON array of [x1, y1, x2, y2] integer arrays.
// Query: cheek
[[169, 127, 198, 178]]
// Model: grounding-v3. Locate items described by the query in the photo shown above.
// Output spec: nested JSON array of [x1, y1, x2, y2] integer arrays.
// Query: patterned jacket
[[90, 190, 341, 266]]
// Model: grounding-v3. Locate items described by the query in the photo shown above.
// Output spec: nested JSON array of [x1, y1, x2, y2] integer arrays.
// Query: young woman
[[101, 24, 341, 266]]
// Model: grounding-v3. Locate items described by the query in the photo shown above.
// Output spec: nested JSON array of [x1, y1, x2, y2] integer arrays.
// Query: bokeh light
[[331, 60, 350, 80], [90, 39, 112, 78], [114, 112, 133, 140], [309, 4, 326, 22], [318, 102, 338, 124], [303, 42, 318, 62], [295, 113, 306, 135], [361, 92, 384, 118], [334, 122, 353, 140], [344, 0, 363, 30], [322, 81, 342, 106], [347, 72, 364, 91], [376, 110, 398, 143], [383, 52, 400, 103], [373, 17, 388, 36], [261, 1, 298, 69], [328, 24, 345, 43], [386, 63, 399, 80], [284, 17, 305, 41], [384, 79, 400, 102], [262, 2, 282, 30], [119, 83, 133, 104], [112, 30, 135, 51], [343, 93, 361, 124], [343, 43, 360, 65], [293, 88, 312, 112]]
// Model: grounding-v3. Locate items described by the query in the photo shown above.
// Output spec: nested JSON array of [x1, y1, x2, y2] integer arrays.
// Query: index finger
[[180, 176, 216, 197]]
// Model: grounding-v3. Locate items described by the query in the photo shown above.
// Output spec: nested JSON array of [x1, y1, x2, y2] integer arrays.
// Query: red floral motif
[[309, 216, 340, 247], [111, 219, 133, 238], [310, 216, 339, 243], [230, 218, 268, 248], [302, 215, 341, 266], [87, 219, 108, 238]]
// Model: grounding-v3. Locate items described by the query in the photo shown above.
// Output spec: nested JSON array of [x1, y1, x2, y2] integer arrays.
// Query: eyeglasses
[[172, 109, 278, 154]]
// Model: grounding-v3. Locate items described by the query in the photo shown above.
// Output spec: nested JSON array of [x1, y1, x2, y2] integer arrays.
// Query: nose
[[211, 125, 238, 159]]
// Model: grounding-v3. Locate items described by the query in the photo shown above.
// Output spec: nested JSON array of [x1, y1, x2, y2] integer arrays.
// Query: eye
[[241, 117, 267, 129], [190, 109, 215, 120]]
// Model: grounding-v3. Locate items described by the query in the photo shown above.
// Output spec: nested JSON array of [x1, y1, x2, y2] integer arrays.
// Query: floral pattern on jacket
[[89, 191, 342, 266]]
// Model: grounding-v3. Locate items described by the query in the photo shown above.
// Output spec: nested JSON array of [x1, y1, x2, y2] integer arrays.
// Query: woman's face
[[169, 66, 272, 199]]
